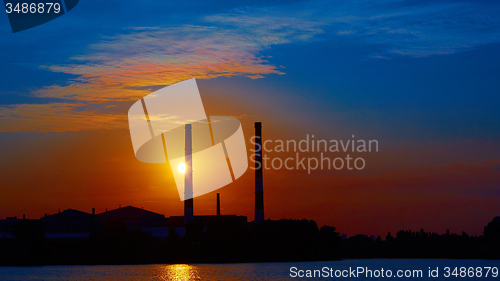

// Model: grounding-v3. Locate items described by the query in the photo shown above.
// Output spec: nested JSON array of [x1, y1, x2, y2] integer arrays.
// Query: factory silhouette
[[1, 122, 500, 265], [0, 122, 265, 239]]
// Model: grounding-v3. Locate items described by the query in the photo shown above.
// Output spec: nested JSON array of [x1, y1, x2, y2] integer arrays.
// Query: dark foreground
[[1, 218, 500, 266]]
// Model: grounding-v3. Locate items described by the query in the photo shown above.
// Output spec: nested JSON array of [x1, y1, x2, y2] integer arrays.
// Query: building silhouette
[[0, 193, 248, 239], [96, 206, 165, 227], [40, 208, 97, 238], [0, 122, 267, 239]]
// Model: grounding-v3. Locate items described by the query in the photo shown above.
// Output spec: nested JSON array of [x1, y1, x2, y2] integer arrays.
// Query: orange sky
[[1, 85, 499, 237]]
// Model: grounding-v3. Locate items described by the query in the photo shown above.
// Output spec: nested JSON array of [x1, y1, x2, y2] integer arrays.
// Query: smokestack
[[217, 193, 220, 217], [92, 208, 95, 215], [184, 124, 194, 225], [254, 122, 264, 223]]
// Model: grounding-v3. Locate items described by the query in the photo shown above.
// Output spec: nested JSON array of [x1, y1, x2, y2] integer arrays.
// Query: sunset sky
[[1, 0, 500, 237]]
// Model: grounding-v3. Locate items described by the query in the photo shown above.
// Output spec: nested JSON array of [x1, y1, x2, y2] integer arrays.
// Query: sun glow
[[178, 163, 186, 173], [158, 264, 200, 280]]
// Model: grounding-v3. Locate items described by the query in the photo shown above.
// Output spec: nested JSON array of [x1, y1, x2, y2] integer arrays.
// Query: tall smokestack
[[217, 193, 220, 217], [254, 122, 264, 223], [184, 124, 194, 225]]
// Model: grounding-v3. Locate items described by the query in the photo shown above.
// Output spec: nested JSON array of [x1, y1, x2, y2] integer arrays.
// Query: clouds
[[33, 25, 292, 102], [2, 21, 305, 132], [0, 103, 126, 132], [346, 0, 500, 57], [2, 0, 500, 132], [213, 0, 500, 58], [36, 0, 500, 101]]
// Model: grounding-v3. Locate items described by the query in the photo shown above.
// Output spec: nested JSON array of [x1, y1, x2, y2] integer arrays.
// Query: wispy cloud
[[41, 0, 500, 103], [33, 5, 334, 103], [35, 24, 300, 102], [38, 0, 500, 100], [347, 1, 500, 58], [0, 103, 126, 133], [207, 0, 500, 58]]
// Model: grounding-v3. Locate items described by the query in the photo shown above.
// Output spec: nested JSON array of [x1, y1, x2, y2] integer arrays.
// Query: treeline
[[343, 218, 500, 259], [0, 218, 499, 266]]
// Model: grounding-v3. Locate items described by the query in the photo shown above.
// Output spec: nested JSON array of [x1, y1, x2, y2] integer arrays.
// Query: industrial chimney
[[254, 122, 264, 223], [184, 124, 194, 225], [217, 193, 221, 217]]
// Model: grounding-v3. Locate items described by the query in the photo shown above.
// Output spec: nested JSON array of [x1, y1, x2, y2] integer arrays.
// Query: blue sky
[[1, 0, 500, 137]]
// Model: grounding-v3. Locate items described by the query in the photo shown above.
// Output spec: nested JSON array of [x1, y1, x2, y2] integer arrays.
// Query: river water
[[0, 259, 499, 280]]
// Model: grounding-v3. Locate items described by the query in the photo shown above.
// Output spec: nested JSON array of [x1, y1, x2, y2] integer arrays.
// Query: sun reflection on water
[[157, 264, 201, 281]]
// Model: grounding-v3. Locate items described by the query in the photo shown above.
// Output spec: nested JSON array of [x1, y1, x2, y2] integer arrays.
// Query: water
[[0, 260, 499, 280]]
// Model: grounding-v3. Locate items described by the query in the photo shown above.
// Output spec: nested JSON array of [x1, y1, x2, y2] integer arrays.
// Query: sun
[[178, 163, 186, 173]]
